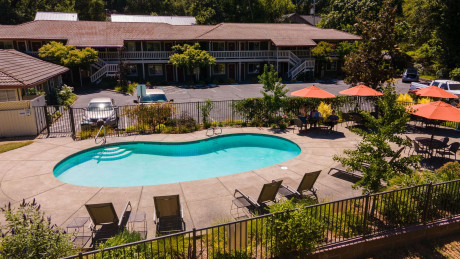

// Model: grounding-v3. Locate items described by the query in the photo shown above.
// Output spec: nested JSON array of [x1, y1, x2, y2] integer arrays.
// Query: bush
[[378, 193, 421, 227], [397, 93, 414, 105], [97, 230, 144, 257], [122, 103, 176, 132], [418, 97, 432, 104], [199, 99, 213, 128], [57, 84, 77, 106], [450, 68, 460, 81], [115, 82, 136, 94], [0, 199, 77, 258], [317, 101, 332, 118], [436, 161, 460, 181]]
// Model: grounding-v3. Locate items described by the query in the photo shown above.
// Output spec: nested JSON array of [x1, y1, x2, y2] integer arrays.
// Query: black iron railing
[[62, 179, 460, 259]]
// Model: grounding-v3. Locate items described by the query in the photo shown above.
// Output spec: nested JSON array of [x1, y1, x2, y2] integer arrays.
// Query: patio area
[[0, 123, 457, 241]]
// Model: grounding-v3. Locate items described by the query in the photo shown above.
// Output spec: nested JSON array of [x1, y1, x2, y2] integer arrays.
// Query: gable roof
[[110, 14, 196, 25], [0, 20, 360, 48], [0, 50, 69, 89]]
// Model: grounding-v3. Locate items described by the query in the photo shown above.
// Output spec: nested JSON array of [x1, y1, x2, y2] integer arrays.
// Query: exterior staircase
[[90, 62, 119, 83], [288, 59, 315, 80]]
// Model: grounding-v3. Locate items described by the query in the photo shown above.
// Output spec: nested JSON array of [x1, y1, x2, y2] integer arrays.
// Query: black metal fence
[[34, 97, 378, 140], [63, 179, 460, 259]]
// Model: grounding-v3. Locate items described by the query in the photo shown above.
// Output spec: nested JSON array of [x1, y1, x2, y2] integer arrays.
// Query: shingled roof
[[0, 50, 69, 89], [0, 20, 360, 48]]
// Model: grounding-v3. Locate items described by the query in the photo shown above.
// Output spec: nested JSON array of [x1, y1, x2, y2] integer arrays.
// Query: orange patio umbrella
[[291, 85, 336, 98], [414, 85, 458, 99], [339, 84, 383, 96], [407, 101, 460, 123]]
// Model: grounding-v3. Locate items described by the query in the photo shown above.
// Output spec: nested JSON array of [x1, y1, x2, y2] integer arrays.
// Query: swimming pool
[[54, 134, 301, 187]]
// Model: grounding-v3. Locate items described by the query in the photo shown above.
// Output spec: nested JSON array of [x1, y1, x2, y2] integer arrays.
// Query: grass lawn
[[367, 233, 460, 259], [0, 141, 34, 154]]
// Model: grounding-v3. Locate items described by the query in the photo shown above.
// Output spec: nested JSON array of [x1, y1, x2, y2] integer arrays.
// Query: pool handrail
[[95, 124, 106, 145]]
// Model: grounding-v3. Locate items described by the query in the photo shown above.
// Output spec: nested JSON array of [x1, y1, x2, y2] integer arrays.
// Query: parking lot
[[72, 80, 410, 108]]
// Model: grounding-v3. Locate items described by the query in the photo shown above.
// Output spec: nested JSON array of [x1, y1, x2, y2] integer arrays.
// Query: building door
[[228, 64, 236, 80], [177, 67, 185, 82], [166, 65, 174, 82], [240, 63, 245, 81], [228, 42, 236, 51]]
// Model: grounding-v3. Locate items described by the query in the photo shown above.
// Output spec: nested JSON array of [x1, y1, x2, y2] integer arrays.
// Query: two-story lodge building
[[0, 20, 360, 85]]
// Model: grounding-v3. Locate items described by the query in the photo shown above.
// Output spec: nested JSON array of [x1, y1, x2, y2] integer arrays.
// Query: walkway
[[0, 125, 363, 239]]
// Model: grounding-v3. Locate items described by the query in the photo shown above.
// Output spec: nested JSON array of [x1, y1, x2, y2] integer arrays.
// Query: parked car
[[82, 98, 117, 126], [135, 85, 171, 103], [402, 68, 419, 83], [408, 80, 460, 97]]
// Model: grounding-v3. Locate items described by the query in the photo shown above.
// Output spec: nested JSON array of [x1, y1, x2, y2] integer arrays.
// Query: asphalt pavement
[[72, 80, 410, 108]]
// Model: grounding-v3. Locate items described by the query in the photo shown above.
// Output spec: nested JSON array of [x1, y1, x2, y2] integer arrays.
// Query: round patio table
[[415, 137, 447, 152]]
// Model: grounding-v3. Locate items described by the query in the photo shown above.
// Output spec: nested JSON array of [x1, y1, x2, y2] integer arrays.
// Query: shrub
[[0, 199, 77, 258], [122, 103, 176, 131], [57, 84, 77, 106], [450, 68, 460, 81], [396, 93, 414, 105], [199, 99, 213, 128], [317, 101, 332, 118], [436, 161, 460, 181], [418, 97, 432, 104], [378, 193, 421, 227], [97, 230, 144, 257], [115, 82, 137, 94]]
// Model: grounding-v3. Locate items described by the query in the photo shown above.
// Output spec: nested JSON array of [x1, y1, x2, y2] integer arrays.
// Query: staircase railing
[[95, 125, 106, 145], [90, 64, 119, 83]]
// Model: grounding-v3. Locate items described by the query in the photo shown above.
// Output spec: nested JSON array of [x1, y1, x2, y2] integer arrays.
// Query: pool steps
[[94, 147, 132, 161]]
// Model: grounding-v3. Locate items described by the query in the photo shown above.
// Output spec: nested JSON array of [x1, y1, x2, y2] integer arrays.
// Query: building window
[[146, 42, 161, 51], [125, 42, 136, 51], [0, 89, 18, 102], [248, 41, 260, 51], [0, 41, 13, 49], [213, 64, 225, 75], [148, 64, 163, 76], [212, 42, 225, 51], [248, 63, 260, 74], [17, 41, 27, 52], [127, 64, 138, 76], [31, 41, 42, 51]]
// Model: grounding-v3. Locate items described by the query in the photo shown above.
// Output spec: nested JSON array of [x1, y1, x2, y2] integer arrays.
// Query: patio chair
[[412, 141, 431, 158], [436, 142, 460, 161], [293, 118, 306, 132], [232, 180, 282, 216], [153, 195, 185, 234], [85, 201, 132, 245], [441, 137, 450, 146], [341, 113, 352, 127], [275, 170, 321, 200]]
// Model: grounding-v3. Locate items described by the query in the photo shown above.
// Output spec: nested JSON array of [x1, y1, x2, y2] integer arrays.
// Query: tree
[[0, 199, 76, 258], [75, 0, 106, 21], [311, 41, 335, 77], [256, 0, 295, 23], [168, 43, 216, 81], [0, 0, 74, 25], [343, 0, 398, 90], [39, 41, 98, 86], [259, 64, 288, 122], [333, 86, 419, 193]]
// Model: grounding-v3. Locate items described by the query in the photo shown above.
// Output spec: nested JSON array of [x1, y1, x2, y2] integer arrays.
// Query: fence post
[[231, 100, 234, 122], [192, 228, 197, 259], [422, 182, 433, 224], [78, 252, 83, 259], [69, 107, 76, 140], [43, 106, 50, 137], [197, 102, 200, 125], [362, 193, 370, 239]]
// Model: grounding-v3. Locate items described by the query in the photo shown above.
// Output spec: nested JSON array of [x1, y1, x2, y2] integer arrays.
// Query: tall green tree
[[168, 43, 216, 81], [0, 0, 74, 25], [311, 41, 335, 77], [39, 41, 98, 85], [259, 64, 288, 122], [343, 0, 398, 89], [75, 0, 106, 21], [255, 0, 295, 22], [333, 86, 419, 194]]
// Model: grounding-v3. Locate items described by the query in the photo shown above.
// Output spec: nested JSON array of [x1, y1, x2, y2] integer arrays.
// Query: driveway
[[73, 80, 410, 106]]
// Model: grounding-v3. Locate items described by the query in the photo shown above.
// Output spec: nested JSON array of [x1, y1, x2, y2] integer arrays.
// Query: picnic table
[[415, 137, 448, 156]]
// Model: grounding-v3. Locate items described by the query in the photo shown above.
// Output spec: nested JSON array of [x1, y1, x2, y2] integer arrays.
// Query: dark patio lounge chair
[[275, 170, 321, 200], [232, 180, 282, 217], [85, 201, 132, 245], [153, 195, 185, 234]]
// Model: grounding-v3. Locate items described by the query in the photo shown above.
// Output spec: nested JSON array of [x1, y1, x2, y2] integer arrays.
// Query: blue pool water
[[54, 134, 301, 187]]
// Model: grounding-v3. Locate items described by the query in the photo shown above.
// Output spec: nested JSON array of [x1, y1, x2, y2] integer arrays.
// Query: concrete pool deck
[[0, 126, 363, 239]]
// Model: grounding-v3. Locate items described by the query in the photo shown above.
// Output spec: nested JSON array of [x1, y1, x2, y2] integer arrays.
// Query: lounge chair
[[232, 180, 282, 217], [85, 201, 132, 245], [153, 195, 185, 234], [275, 170, 321, 200]]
